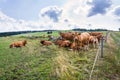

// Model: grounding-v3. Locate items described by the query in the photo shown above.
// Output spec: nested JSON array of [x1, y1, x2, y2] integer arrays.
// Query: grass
[[0, 31, 120, 80], [0, 36, 56, 80], [95, 32, 120, 80], [110, 32, 120, 64]]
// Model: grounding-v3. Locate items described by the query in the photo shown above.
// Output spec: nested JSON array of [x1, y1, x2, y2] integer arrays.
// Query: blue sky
[[0, 0, 67, 20], [0, 0, 120, 32]]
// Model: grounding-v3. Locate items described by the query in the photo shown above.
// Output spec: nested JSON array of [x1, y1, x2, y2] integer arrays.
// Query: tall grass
[[96, 32, 120, 80], [110, 32, 120, 65], [51, 50, 78, 80], [50, 48, 96, 80]]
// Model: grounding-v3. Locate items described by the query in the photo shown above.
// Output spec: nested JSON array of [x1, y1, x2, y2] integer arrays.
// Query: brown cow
[[10, 40, 27, 48], [89, 36, 99, 48], [40, 40, 52, 46], [74, 32, 90, 50], [69, 42, 81, 51], [89, 32, 103, 43], [59, 32, 76, 41], [54, 39, 70, 47], [96, 34, 103, 43], [89, 32, 103, 36]]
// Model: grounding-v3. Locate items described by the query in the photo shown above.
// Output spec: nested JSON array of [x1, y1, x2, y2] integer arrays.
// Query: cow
[[69, 42, 81, 51], [59, 32, 76, 41], [10, 40, 27, 48], [40, 40, 52, 46], [89, 32, 103, 36], [74, 32, 90, 50], [96, 34, 103, 43], [89, 36, 99, 48], [89, 32, 103, 43], [54, 39, 71, 47]]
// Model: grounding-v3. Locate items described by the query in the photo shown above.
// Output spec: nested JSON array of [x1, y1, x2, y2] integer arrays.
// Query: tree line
[[72, 28, 108, 31], [0, 30, 55, 37], [0, 28, 108, 37]]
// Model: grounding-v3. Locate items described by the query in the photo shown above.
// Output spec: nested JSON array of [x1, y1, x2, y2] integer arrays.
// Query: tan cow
[[74, 32, 90, 50], [89, 36, 99, 48]]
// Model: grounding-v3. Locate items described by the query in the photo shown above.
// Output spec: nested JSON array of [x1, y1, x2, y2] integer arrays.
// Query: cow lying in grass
[[54, 39, 71, 47], [69, 41, 81, 51], [40, 40, 52, 46], [10, 40, 27, 48]]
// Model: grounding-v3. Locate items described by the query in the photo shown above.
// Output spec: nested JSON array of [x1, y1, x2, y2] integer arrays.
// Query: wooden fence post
[[101, 37, 104, 58]]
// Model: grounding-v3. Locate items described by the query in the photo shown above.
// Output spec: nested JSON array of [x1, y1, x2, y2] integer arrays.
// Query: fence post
[[101, 37, 104, 58]]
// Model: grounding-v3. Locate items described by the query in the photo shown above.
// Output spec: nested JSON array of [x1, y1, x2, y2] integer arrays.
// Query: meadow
[[0, 31, 120, 80]]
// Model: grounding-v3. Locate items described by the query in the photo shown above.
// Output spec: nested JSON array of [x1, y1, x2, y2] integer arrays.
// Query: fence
[[89, 31, 109, 80]]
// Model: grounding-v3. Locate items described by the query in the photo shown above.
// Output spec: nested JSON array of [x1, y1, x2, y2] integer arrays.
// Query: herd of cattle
[[9, 31, 104, 51]]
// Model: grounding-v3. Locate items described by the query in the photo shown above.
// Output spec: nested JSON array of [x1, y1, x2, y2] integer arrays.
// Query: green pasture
[[0, 31, 119, 80]]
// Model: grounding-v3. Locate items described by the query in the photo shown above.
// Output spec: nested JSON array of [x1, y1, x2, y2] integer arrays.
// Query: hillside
[[0, 31, 120, 80]]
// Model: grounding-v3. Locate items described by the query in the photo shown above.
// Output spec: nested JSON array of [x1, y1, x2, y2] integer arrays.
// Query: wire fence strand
[[89, 45, 101, 80]]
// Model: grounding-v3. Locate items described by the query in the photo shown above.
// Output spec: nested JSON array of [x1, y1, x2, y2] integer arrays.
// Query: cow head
[[9, 44, 13, 48], [40, 40, 45, 44], [23, 40, 27, 46]]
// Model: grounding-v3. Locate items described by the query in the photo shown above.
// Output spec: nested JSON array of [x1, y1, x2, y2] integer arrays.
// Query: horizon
[[0, 0, 120, 32], [0, 28, 111, 33]]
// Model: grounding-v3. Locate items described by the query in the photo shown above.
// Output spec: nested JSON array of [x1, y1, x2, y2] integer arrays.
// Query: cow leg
[[86, 41, 89, 50], [86, 45, 89, 51], [96, 42, 99, 48], [93, 42, 95, 48], [83, 45, 88, 51]]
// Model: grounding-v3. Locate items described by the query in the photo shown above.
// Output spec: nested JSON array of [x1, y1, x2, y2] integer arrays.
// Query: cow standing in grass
[[74, 32, 90, 50], [89, 32, 103, 43], [59, 32, 76, 41], [89, 36, 99, 48]]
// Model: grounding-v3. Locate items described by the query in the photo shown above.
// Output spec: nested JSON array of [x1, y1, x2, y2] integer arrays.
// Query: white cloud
[[0, 11, 42, 32], [0, 0, 120, 32], [112, 6, 120, 17], [0, 9, 69, 32], [0, 11, 16, 22], [40, 6, 62, 22], [87, 0, 112, 17], [60, 0, 120, 31]]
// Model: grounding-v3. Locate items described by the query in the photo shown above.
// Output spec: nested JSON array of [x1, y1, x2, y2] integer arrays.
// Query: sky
[[0, 0, 120, 32]]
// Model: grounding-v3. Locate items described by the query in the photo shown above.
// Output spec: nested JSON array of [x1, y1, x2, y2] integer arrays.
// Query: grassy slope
[[95, 32, 120, 80], [0, 31, 119, 80], [0, 36, 55, 80]]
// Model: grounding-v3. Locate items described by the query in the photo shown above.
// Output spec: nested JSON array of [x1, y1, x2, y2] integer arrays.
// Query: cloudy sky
[[0, 0, 120, 32]]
